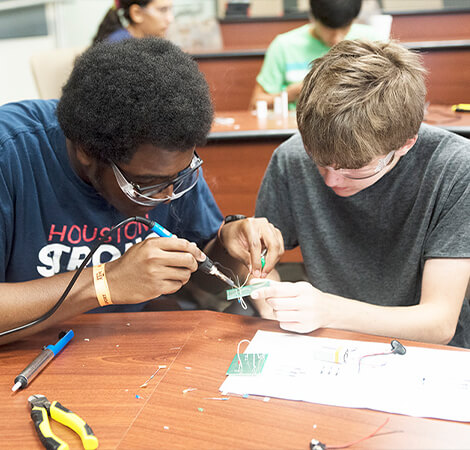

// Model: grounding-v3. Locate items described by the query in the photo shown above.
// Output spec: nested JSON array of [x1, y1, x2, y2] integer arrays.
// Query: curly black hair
[[56, 37, 213, 163]]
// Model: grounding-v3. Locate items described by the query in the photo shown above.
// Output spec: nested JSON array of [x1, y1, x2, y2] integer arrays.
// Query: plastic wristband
[[93, 264, 113, 306]]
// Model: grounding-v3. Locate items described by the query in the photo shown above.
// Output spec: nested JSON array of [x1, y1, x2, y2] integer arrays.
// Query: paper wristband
[[93, 264, 113, 306]]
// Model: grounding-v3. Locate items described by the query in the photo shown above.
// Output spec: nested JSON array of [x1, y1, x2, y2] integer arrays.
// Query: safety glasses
[[111, 153, 203, 206], [321, 150, 396, 180]]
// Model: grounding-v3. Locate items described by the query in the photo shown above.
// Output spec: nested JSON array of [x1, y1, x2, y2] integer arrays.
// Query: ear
[[75, 145, 94, 168], [128, 4, 145, 24], [395, 135, 418, 157]]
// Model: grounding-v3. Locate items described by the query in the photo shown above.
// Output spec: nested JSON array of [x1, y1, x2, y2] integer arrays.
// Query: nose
[[150, 184, 174, 201], [166, 10, 174, 25], [322, 168, 344, 187], [161, 184, 174, 197]]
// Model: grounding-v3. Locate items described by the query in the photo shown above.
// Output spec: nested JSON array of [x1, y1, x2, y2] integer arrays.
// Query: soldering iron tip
[[12, 381, 22, 392], [215, 270, 236, 288]]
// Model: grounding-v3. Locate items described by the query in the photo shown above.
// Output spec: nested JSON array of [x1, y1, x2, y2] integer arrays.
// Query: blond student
[[253, 40, 470, 347]]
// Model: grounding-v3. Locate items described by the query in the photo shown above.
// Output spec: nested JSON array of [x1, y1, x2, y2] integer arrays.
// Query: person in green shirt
[[250, 0, 383, 109]]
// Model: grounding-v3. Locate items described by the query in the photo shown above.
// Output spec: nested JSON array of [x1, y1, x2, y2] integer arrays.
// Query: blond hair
[[297, 40, 427, 168]]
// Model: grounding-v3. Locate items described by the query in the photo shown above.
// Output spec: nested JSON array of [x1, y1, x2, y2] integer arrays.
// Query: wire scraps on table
[[139, 365, 167, 388]]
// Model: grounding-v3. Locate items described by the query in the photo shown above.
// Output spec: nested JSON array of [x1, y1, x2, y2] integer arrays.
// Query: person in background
[[92, 0, 173, 45], [252, 40, 470, 348], [0, 38, 283, 345], [249, 0, 382, 109]]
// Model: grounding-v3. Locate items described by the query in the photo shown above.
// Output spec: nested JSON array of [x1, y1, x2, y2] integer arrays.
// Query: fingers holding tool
[[219, 217, 284, 277], [106, 236, 204, 303], [249, 218, 284, 277], [28, 394, 98, 450]]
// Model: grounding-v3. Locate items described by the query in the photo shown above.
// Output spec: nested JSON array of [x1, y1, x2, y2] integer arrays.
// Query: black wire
[[0, 216, 150, 338]]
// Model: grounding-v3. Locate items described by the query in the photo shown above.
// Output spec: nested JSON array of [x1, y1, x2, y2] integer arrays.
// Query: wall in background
[[381, 0, 470, 12], [0, 35, 55, 104], [0, 0, 218, 106], [167, 0, 221, 51], [0, 3, 48, 39], [0, 0, 109, 105], [1, 0, 469, 106], [56, 0, 112, 47]]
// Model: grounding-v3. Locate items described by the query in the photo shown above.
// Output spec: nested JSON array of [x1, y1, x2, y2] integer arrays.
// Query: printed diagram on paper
[[220, 330, 470, 422]]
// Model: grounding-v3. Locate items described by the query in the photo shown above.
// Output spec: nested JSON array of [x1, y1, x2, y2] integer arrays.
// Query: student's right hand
[[104, 236, 205, 304], [286, 82, 303, 102]]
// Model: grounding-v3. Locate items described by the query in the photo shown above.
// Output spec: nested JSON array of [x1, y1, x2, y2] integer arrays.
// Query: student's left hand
[[251, 281, 331, 333], [218, 217, 284, 277]]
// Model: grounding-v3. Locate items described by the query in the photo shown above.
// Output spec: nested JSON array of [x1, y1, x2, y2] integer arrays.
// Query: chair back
[[30, 47, 85, 99]]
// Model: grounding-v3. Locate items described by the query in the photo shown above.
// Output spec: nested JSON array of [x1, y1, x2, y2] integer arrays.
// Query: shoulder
[[417, 124, 470, 161], [269, 25, 312, 48], [276, 132, 305, 152], [106, 27, 132, 43], [180, 169, 220, 212], [193, 169, 214, 196], [414, 124, 470, 183], [0, 100, 60, 147], [270, 132, 311, 169]]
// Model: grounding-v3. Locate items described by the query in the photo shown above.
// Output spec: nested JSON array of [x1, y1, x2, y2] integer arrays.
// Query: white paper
[[220, 330, 470, 422]]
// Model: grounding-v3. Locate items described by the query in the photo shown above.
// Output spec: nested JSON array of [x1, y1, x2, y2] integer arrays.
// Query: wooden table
[[2, 311, 469, 449], [208, 105, 470, 141]]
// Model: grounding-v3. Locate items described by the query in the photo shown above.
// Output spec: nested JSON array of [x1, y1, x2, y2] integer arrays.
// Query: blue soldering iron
[[144, 218, 235, 288], [12, 330, 74, 392]]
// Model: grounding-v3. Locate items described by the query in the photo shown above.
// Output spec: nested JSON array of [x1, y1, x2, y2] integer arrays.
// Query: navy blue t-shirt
[[0, 100, 223, 290]]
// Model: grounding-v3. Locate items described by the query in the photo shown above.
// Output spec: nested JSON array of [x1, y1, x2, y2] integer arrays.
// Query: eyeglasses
[[321, 150, 396, 180], [111, 153, 203, 206]]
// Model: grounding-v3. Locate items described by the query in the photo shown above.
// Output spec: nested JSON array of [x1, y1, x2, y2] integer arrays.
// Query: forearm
[[250, 82, 287, 109], [325, 293, 456, 344], [0, 269, 97, 345], [250, 90, 277, 109], [250, 82, 301, 110], [204, 236, 240, 269], [285, 82, 302, 103]]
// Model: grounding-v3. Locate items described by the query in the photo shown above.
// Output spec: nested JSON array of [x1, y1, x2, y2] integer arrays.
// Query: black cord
[[0, 216, 152, 337]]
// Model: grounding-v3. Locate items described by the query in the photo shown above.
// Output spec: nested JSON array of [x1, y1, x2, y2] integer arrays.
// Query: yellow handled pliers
[[28, 394, 99, 450]]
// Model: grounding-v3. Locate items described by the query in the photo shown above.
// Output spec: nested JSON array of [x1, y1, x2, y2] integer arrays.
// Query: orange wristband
[[93, 264, 113, 306]]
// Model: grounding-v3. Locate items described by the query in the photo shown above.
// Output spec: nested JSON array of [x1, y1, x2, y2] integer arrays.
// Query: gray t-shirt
[[256, 124, 470, 347]]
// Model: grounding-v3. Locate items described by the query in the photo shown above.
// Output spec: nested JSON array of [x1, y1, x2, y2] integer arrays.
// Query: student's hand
[[105, 237, 205, 304], [251, 281, 331, 333], [218, 217, 284, 277], [286, 82, 303, 102]]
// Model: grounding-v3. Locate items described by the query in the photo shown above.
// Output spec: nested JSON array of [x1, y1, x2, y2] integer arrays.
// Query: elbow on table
[[432, 321, 458, 345]]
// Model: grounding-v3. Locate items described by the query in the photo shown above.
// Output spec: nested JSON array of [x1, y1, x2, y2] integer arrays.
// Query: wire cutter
[[28, 394, 99, 450]]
